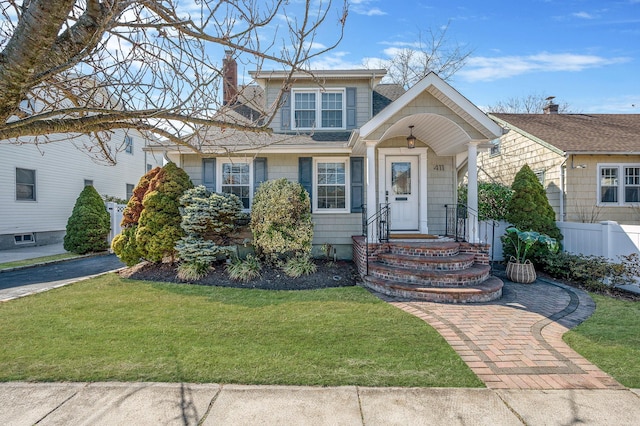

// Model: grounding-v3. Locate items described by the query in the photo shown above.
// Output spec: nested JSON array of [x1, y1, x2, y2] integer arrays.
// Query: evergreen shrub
[[63, 185, 110, 254], [112, 167, 162, 266], [458, 182, 513, 220], [503, 164, 563, 262], [175, 186, 244, 279], [136, 162, 193, 262], [250, 178, 314, 263]]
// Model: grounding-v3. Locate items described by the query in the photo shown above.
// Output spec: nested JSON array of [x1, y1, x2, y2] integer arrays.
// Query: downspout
[[559, 155, 567, 222]]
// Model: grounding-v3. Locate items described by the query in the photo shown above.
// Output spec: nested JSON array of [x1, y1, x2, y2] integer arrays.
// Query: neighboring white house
[[0, 130, 163, 250]]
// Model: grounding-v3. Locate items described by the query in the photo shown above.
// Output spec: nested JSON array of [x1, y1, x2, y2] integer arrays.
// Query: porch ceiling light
[[407, 125, 416, 149]]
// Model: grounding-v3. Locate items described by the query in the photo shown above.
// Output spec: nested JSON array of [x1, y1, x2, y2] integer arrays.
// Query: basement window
[[14, 234, 35, 245]]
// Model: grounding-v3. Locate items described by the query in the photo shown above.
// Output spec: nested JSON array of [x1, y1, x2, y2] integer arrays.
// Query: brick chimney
[[222, 50, 238, 105], [543, 96, 559, 114]]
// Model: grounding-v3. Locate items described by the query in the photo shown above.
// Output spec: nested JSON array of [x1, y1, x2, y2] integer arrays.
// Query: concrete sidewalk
[[1, 382, 639, 425]]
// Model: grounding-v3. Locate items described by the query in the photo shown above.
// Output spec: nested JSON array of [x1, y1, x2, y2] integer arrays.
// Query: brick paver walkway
[[377, 278, 625, 390]]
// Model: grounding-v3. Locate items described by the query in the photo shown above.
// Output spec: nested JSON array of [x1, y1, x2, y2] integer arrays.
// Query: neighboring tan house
[[0, 130, 163, 250], [483, 105, 640, 225]]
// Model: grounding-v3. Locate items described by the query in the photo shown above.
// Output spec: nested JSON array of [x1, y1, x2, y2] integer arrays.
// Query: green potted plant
[[503, 227, 558, 283]]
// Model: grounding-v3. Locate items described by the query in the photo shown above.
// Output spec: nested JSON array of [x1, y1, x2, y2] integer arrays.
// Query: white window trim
[[124, 135, 134, 154], [597, 163, 640, 206], [15, 167, 36, 202], [217, 158, 253, 211], [291, 88, 346, 131], [313, 157, 350, 214]]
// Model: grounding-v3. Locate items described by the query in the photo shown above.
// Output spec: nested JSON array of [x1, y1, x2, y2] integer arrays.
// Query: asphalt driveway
[[0, 254, 124, 301]]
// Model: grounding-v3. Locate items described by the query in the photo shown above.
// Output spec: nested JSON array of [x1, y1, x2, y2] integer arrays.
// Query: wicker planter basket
[[506, 257, 536, 284]]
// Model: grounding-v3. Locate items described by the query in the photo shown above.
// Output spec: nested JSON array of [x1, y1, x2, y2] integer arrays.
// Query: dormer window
[[292, 89, 345, 130]]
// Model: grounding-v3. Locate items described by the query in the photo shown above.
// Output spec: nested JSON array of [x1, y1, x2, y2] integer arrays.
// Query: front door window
[[391, 162, 411, 195]]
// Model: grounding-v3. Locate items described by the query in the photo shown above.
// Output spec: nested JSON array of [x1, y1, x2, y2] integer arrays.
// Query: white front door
[[386, 156, 419, 231]]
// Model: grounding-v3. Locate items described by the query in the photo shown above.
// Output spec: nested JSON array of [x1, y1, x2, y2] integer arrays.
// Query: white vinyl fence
[[106, 202, 126, 245], [557, 221, 640, 262], [486, 220, 640, 262]]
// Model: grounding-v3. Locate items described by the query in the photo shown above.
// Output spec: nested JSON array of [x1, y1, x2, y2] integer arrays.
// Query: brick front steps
[[363, 276, 504, 303], [354, 238, 503, 303]]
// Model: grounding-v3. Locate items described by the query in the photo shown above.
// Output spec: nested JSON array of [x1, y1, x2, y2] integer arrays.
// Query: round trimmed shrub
[[63, 185, 110, 254], [250, 178, 313, 263]]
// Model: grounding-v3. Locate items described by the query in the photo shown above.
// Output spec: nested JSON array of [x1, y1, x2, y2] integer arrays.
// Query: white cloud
[[308, 52, 366, 70], [304, 42, 328, 50], [351, 0, 387, 16], [458, 52, 631, 82], [573, 11, 595, 19]]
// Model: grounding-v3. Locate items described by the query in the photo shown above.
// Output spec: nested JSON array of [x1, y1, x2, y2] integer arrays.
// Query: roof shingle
[[491, 113, 640, 153]]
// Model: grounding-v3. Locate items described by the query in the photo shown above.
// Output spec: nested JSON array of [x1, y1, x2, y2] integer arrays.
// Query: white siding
[[0, 131, 163, 238]]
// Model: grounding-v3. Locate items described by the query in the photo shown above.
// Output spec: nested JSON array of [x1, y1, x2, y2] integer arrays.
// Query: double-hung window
[[16, 168, 36, 201], [220, 160, 252, 209], [314, 158, 349, 212], [124, 135, 133, 154], [292, 89, 345, 130], [598, 164, 640, 205]]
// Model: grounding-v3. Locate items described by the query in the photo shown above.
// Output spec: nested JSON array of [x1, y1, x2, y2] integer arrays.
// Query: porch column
[[365, 141, 377, 242], [467, 142, 480, 243]]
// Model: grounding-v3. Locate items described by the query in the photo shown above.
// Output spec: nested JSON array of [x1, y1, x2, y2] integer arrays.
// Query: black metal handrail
[[361, 203, 390, 275], [445, 203, 468, 241]]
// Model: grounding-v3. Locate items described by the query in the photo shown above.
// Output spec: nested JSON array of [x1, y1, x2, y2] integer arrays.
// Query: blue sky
[[302, 0, 640, 113]]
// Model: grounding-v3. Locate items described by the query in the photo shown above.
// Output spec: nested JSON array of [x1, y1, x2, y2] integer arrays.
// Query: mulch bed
[[119, 259, 361, 291]]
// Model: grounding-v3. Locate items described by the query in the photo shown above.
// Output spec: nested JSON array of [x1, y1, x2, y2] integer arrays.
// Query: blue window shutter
[[280, 91, 291, 130], [203, 158, 216, 191], [346, 87, 357, 129], [253, 157, 267, 192], [350, 157, 364, 212], [298, 157, 313, 204]]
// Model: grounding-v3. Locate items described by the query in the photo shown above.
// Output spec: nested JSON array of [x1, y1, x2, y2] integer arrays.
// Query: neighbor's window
[[221, 161, 251, 209], [84, 179, 93, 187], [293, 89, 345, 130], [126, 184, 135, 200], [625, 167, 640, 203], [490, 139, 501, 156], [534, 170, 545, 185], [16, 168, 36, 201], [314, 159, 348, 212], [598, 164, 640, 205], [124, 135, 133, 154]]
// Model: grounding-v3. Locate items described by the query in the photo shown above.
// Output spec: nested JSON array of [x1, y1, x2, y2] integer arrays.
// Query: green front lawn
[[0, 274, 482, 387], [564, 293, 640, 388]]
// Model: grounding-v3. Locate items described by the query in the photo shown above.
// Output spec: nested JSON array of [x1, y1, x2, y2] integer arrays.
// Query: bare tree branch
[[0, 0, 348, 162], [365, 21, 472, 88]]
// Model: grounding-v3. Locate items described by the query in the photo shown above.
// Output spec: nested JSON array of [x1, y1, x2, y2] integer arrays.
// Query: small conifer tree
[[136, 162, 193, 262], [63, 185, 110, 254], [175, 186, 243, 279], [504, 164, 563, 261], [112, 166, 162, 266]]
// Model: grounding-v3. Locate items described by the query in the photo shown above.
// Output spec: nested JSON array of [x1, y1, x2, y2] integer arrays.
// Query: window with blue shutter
[[253, 157, 267, 192], [280, 91, 291, 131], [350, 157, 364, 212], [299, 157, 313, 205], [202, 158, 216, 191], [346, 87, 356, 129]]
